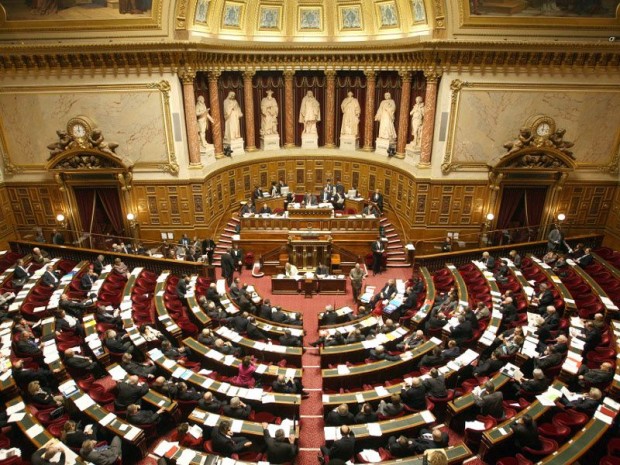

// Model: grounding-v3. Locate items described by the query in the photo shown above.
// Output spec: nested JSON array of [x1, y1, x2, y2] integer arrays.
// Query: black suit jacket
[[42, 271, 59, 287], [371, 240, 385, 254], [13, 266, 29, 282], [263, 430, 298, 464], [176, 280, 188, 299], [325, 409, 354, 426], [422, 376, 448, 398], [115, 381, 149, 409], [451, 321, 473, 343], [401, 385, 427, 410], [371, 193, 384, 211], [128, 410, 160, 425], [475, 391, 504, 419], [538, 290, 555, 308], [327, 435, 355, 461], [220, 253, 235, 278]]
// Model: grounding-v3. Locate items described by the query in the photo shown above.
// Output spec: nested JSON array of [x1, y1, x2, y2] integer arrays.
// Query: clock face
[[536, 122, 551, 137], [71, 123, 87, 138]]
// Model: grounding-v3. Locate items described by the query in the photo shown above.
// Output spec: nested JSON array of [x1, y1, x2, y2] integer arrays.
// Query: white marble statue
[[375, 92, 397, 142], [299, 90, 321, 135], [340, 91, 361, 137], [223, 91, 243, 144], [260, 90, 279, 136], [410, 96, 424, 147], [196, 95, 214, 148]]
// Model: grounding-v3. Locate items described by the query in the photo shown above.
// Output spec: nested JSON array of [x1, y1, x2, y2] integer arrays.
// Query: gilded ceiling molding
[[0, 42, 618, 75], [432, 0, 445, 29], [146, 80, 180, 175], [176, 0, 190, 30]]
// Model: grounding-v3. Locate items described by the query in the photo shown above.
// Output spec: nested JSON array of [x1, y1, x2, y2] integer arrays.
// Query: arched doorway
[[496, 186, 549, 244]]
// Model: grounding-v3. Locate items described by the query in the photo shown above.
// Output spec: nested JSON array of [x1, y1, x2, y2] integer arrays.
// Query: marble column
[[179, 70, 202, 168], [284, 70, 295, 148], [324, 70, 337, 148], [208, 71, 224, 158], [395, 71, 411, 159], [419, 71, 440, 166], [243, 70, 257, 151], [362, 70, 376, 152]]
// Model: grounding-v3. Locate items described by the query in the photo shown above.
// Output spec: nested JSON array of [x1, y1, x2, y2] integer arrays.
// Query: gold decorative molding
[[441, 79, 620, 175], [0, 80, 178, 176], [176, 0, 190, 30]]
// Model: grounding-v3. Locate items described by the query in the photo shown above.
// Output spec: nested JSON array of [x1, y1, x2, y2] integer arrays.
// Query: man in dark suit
[[303, 192, 318, 206], [371, 236, 386, 276], [220, 249, 235, 287], [450, 315, 473, 345], [32, 441, 66, 465], [272, 375, 307, 396], [335, 181, 345, 196], [412, 428, 450, 453], [532, 283, 554, 311], [252, 185, 264, 201], [12, 259, 31, 287], [54, 309, 84, 337], [176, 274, 190, 301], [41, 264, 60, 289], [205, 283, 224, 309], [499, 296, 518, 327], [231, 245, 244, 273], [115, 375, 149, 410], [400, 377, 427, 410], [321, 187, 332, 203], [262, 423, 298, 464], [320, 425, 355, 463], [575, 247, 593, 267], [481, 251, 495, 270], [11, 359, 55, 388], [279, 329, 302, 347], [387, 435, 417, 458], [198, 391, 225, 413], [536, 306, 560, 341], [15, 331, 43, 357], [127, 403, 164, 425], [211, 420, 252, 456], [121, 353, 156, 379], [52, 229, 65, 245], [474, 381, 504, 420], [81, 269, 98, 291], [473, 351, 503, 378], [578, 362, 614, 386], [202, 238, 216, 265], [325, 404, 355, 426], [92, 255, 105, 275], [560, 387, 602, 414], [320, 305, 339, 326], [80, 435, 122, 465], [371, 279, 397, 307], [370, 188, 384, 213], [535, 345, 563, 371], [422, 368, 448, 398]]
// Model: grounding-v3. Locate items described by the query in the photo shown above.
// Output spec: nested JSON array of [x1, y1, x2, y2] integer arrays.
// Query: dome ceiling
[[185, 0, 433, 47]]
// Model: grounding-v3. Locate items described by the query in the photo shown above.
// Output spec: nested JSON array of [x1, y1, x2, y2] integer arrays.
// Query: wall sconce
[[557, 213, 566, 224], [126, 213, 137, 229], [56, 214, 67, 229], [486, 213, 495, 225]]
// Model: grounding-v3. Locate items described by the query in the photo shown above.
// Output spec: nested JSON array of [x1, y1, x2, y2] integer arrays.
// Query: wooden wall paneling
[[604, 185, 620, 249], [0, 186, 16, 246], [557, 183, 615, 234], [5, 184, 64, 237]]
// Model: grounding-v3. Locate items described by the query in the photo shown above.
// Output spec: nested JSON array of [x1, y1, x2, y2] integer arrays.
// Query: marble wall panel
[[452, 87, 620, 167], [0, 86, 170, 168]]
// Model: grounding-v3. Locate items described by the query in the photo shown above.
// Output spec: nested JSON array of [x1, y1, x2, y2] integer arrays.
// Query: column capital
[[363, 69, 376, 79], [243, 69, 256, 79], [324, 69, 337, 78], [208, 70, 222, 81], [178, 69, 196, 83], [398, 70, 412, 81], [424, 69, 442, 82], [283, 70, 296, 78]]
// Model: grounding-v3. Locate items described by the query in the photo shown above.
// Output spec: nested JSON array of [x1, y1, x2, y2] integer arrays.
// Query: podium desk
[[317, 276, 347, 294], [272, 276, 300, 294], [287, 206, 333, 218]]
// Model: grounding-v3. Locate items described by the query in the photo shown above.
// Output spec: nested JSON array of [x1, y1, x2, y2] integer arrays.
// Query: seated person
[[473, 351, 504, 378], [510, 414, 541, 451], [272, 374, 308, 396], [115, 375, 148, 411], [319, 425, 355, 463], [151, 377, 179, 398], [325, 404, 354, 426], [240, 201, 256, 215], [176, 382, 202, 401], [315, 262, 329, 276], [211, 420, 252, 457], [577, 362, 614, 387], [199, 391, 226, 413], [262, 423, 298, 464], [362, 204, 380, 216], [61, 420, 97, 450], [284, 262, 299, 277], [401, 377, 427, 411], [279, 329, 302, 347], [259, 204, 272, 215], [368, 345, 400, 362], [559, 387, 602, 414], [411, 427, 449, 453], [480, 251, 495, 270], [422, 368, 448, 398], [27, 380, 63, 407], [377, 393, 404, 418], [172, 422, 203, 449], [222, 396, 251, 419], [387, 434, 418, 458], [126, 403, 164, 425], [474, 381, 504, 420], [104, 329, 135, 355], [80, 436, 122, 465], [32, 441, 65, 465], [354, 403, 378, 424]]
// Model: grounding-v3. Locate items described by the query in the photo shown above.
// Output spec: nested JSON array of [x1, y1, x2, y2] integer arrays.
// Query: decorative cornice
[[0, 41, 618, 75]]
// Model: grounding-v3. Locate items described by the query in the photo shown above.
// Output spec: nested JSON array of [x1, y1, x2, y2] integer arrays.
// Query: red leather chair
[[497, 454, 533, 465], [522, 436, 558, 459], [538, 422, 570, 442], [464, 414, 496, 448], [552, 410, 589, 430]]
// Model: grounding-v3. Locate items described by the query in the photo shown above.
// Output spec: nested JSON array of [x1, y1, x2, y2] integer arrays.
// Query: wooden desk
[[255, 196, 285, 212], [344, 197, 365, 214], [189, 408, 300, 437], [409, 267, 436, 330], [271, 276, 301, 294], [324, 411, 434, 442], [539, 416, 612, 464], [529, 256, 578, 315], [379, 444, 472, 465], [317, 276, 347, 294], [215, 326, 303, 366], [287, 206, 333, 218], [153, 273, 183, 344]]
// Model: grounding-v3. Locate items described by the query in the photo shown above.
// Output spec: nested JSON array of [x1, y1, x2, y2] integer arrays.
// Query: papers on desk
[[100, 412, 117, 426], [153, 440, 180, 457], [26, 423, 44, 438], [108, 364, 128, 381], [205, 413, 220, 427], [374, 386, 389, 397], [230, 420, 243, 433], [74, 394, 96, 411], [125, 426, 141, 441], [324, 426, 342, 441], [6, 401, 25, 415], [7, 412, 25, 423], [337, 365, 350, 375], [421, 409, 436, 424], [465, 420, 486, 431], [500, 363, 524, 382], [536, 386, 562, 406], [367, 423, 382, 437]]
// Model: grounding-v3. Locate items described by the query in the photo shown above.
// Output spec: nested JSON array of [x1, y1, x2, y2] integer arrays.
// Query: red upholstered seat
[[522, 437, 558, 459]]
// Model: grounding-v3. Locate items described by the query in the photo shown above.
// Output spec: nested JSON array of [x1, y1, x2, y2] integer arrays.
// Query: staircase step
[[387, 262, 411, 268]]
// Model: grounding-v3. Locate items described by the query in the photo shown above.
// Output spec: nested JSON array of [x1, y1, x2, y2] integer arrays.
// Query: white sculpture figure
[[410, 96, 424, 147], [223, 91, 243, 144], [260, 90, 279, 136], [375, 92, 397, 142], [299, 90, 321, 134], [340, 91, 361, 137], [196, 95, 214, 148]]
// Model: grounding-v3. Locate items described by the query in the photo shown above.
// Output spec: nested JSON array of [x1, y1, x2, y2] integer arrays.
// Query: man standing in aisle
[[349, 263, 365, 303], [371, 236, 385, 276], [221, 249, 235, 287]]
